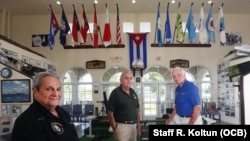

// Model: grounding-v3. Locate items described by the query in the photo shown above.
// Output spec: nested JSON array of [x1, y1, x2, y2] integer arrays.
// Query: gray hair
[[171, 67, 186, 76], [32, 72, 60, 90], [120, 70, 132, 81]]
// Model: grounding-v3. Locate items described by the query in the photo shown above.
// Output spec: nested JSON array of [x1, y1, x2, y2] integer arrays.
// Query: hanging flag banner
[[116, 4, 121, 44], [48, 5, 59, 49], [128, 33, 147, 69], [60, 5, 70, 46], [103, 3, 112, 47]]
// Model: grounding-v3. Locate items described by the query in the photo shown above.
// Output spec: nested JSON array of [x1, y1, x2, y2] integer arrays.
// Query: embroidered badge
[[133, 93, 137, 99], [51, 122, 64, 134]]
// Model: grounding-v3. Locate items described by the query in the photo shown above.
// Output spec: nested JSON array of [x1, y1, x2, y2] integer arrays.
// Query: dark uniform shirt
[[12, 100, 79, 141], [107, 85, 139, 122]]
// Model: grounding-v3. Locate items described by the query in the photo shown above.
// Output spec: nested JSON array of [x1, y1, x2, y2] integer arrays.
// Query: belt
[[117, 121, 136, 124], [178, 114, 191, 118]]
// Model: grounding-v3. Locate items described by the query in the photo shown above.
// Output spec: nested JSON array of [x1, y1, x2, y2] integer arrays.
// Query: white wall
[[2, 10, 250, 116]]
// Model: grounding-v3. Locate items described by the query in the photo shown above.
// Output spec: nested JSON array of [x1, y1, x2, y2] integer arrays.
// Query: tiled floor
[[0, 119, 232, 141]]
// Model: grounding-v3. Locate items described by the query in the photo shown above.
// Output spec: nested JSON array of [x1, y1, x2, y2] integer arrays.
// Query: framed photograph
[[22, 55, 28, 63], [1, 105, 11, 115], [1, 48, 18, 69], [43, 62, 48, 70], [1, 79, 31, 103], [36, 60, 41, 67], [12, 105, 21, 115], [0, 117, 11, 125], [48, 64, 56, 74], [29, 58, 36, 66]]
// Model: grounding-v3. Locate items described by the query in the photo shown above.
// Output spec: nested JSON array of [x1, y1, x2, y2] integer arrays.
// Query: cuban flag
[[48, 6, 59, 49], [128, 33, 147, 69]]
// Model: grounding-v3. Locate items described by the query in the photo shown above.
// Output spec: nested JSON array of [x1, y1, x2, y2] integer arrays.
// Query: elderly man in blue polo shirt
[[166, 67, 203, 125]]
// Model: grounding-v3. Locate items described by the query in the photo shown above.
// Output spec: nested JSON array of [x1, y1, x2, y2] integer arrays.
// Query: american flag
[[116, 3, 121, 44]]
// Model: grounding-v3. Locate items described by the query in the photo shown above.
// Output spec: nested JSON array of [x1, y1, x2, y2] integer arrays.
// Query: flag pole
[[183, 2, 193, 42], [172, 2, 181, 43], [154, 2, 160, 44], [163, 2, 169, 44], [82, 4, 93, 42]]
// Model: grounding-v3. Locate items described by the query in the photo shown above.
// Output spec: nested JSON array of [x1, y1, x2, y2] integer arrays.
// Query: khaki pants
[[113, 122, 137, 141]]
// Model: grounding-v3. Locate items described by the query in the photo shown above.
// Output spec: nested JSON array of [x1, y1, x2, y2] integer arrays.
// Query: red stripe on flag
[[93, 5, 99, 48], [116, 4, 121, 45]]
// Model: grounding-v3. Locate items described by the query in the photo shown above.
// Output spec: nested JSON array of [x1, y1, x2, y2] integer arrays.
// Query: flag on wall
[[128, 33, 147, 69], [156, 3, 162, 46], [80, 4, 89, 45], [196, 5, 208, 44], [72, 5, 80, 46], [215, 6, 226, 45], [93, 4, 99, 48], [59, 5, 70, 46], [165, 4, 171, 44], [206, 6, 215, 43], [175, 5, 184, 43], [103, 3, 111, 47], [116, 4, 121, 44], [48, 6, 59, 49], [186, 5, 196, 43]]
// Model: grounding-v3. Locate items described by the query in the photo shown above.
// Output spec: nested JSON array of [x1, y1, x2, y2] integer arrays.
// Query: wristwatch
[[1, 67, 12, 78]]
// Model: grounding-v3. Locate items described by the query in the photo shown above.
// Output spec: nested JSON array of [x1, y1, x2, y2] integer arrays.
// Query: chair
[[61, 104, 72, 115], [84, 104, 94, 116], [205, 102, 221, 121], [162, 108, 173, 119], [72, 104, 84, 122]]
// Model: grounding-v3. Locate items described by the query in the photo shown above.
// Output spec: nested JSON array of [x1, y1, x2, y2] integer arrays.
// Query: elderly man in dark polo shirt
[[107, 71, 141, 141]]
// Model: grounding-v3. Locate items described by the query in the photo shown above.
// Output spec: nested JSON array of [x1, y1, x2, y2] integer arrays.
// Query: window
[[62, 67, 93, 105], [102, 66, 127, 99], [78, 74, 93, 103], [123, 22, 134, 33], [140, 22, 151, 32], [63, 72, 72, 104]]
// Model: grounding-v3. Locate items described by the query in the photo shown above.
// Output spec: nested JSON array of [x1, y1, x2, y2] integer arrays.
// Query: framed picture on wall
[[12, 105, 21, 115], [1, 79, 31, 103], [22, 55, 28, 63], [36, 60, 41, 67], [43, 63, 48, 70], [29, 58, 36, 66], [0, 117, 11, 125], [1, 105, 11, 115]]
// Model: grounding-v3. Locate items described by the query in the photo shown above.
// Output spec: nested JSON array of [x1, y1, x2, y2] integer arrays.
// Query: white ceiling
[[0, 0, 250, 15]]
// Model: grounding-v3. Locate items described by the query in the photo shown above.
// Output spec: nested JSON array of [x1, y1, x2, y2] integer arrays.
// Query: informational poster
[[32, 34, 49, 47]]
